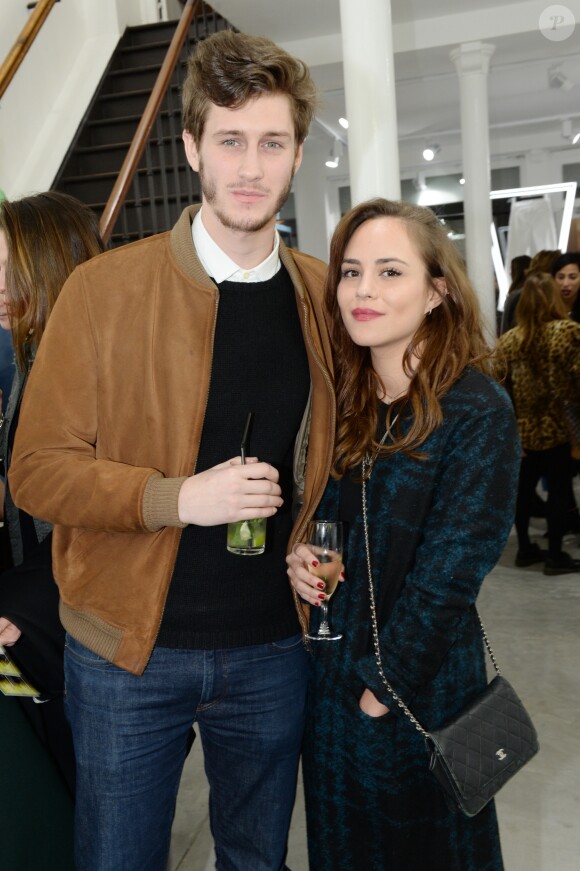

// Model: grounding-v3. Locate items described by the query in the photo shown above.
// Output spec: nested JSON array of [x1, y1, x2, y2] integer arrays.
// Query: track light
[[549, 66, 574, 91], [561, 118, 580, 145], [422, 144, 440, 161], [413, 172, 427, 192], [325, 139, 342, 169]]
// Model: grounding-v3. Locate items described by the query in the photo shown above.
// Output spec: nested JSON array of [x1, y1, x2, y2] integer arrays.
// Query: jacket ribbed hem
[[60, 601, 123, 663]]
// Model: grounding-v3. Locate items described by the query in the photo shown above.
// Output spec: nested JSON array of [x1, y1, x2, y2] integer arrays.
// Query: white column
[[450, 42, 496, 339], [338, 0, 400, 204], [293, 141, 333, 261]]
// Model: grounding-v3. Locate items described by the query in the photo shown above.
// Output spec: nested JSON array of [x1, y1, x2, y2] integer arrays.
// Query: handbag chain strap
[[360, 457, 501, 738]]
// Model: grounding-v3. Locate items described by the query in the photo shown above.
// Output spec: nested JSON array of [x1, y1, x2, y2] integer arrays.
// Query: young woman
[[0, 191, 104, 870], [551, 252, 580, 323], [287, 199, 521, 871], [498, 271, 580, 573]]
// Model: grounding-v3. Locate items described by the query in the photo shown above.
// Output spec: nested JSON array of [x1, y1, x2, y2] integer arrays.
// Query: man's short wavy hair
[[182, 30, 318, 146]]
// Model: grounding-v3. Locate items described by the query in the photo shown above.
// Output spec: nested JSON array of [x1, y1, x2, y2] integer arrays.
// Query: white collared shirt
[[192, 210, 281, 283]]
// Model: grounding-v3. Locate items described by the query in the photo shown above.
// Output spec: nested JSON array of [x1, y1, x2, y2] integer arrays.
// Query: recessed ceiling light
[[338, 117, 349, 129]]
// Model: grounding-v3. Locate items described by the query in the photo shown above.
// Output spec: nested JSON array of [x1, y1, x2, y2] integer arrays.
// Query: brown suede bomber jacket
[[9, 206, 335, 674]]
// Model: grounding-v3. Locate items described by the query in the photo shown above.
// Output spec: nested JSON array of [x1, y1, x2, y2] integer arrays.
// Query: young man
[[10, 30, 335, 871]]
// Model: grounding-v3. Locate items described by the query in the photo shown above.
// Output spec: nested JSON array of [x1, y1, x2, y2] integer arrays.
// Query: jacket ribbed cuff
[[143, 474, 188, 531]]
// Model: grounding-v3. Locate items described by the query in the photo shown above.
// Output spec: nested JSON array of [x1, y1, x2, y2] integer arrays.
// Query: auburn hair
[[515, 271, 568, 354], [327, 198, 491, 477], [527, 249, 561, 272], [0, 192, 104, 372]]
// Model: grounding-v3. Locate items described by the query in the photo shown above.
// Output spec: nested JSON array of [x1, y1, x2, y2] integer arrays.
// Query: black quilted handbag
[[361, 465, 539, 817], [426, 674, 539, 816]]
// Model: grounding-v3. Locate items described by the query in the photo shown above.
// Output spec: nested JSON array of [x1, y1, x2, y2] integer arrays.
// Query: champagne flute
[[305, 520, 343, 642]]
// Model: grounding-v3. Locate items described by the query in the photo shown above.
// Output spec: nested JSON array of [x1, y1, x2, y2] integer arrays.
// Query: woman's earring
[[427, 308, 432, 316]]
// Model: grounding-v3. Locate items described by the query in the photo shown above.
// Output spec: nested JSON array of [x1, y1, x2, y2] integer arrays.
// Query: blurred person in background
[[551, 252, 580, 323], [551, 252, 580, 527], [500, 253, 531, 334], [497, 271, 580, 574], [501, 250, 559, 334], [0, 191, 104, 870]]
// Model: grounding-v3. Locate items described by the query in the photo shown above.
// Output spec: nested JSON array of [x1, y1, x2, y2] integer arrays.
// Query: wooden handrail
[[0, 0, 59, 101], [99, 0, 201, 243]]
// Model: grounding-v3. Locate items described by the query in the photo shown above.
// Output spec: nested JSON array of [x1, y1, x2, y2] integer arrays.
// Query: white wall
[[0, 0, 30, 63], [0, 0, 156, 199]]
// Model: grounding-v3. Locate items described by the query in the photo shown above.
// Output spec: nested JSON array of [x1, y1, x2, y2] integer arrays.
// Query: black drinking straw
[[240, 412, 253, 465]]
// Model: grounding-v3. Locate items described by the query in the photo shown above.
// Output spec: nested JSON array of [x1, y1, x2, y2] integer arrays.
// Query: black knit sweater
[[157, 266, 310, 649]]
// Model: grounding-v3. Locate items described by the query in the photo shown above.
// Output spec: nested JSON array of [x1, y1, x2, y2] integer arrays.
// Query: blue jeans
[[64, 633, 307, 871]]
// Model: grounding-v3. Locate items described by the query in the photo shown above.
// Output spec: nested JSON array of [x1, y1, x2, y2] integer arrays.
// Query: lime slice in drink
[[239, 521, 253, 542]]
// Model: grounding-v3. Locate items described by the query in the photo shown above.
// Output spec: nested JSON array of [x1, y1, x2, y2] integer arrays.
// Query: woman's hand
[[286, 542, 344, 606], [359, 688, 389, 717], [0, 617, 22, 647]]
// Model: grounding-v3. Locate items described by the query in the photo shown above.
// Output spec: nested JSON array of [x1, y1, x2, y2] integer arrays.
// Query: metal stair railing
[[99, 0, 202, 243]]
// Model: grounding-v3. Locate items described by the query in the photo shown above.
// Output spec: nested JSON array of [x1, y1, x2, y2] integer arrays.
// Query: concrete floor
[[167, 518, 580, 871]]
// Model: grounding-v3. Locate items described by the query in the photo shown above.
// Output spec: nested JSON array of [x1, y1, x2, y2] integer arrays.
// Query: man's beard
[[198, 160, 294, 233]]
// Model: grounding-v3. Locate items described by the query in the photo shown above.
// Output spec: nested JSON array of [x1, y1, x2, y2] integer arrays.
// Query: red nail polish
[[312, 560, 319, 567], [318, 593, 326, 600], [316, 582, 325, 590]]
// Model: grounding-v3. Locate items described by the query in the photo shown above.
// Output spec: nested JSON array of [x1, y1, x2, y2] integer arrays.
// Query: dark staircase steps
[[78, 111, 178, 148], [59, 164, 196, 204], [52, 6, 230, 245]]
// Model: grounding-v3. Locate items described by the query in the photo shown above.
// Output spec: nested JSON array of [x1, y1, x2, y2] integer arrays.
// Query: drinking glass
[[305, 520, 343, 641], [226, 411, 267, 555], [227, 517, 267, 556]]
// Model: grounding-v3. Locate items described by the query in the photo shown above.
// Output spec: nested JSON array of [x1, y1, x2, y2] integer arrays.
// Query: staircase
[[52, 6, 230, 246]]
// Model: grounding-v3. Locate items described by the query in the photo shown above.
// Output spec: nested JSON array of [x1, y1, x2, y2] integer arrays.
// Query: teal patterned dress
[[303, 369, 520, 871]]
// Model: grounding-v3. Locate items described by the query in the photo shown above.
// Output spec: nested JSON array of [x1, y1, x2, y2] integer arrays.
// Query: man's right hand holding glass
[[177, 456, 282, 526]]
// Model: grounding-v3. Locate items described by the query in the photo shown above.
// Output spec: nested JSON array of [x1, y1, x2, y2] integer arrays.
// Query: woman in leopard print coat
[[497, 270, 580, 575]]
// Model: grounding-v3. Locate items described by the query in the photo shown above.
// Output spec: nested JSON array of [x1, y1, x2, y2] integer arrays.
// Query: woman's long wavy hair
[[0, 192, 104, 372], [515, 271, 568, 355], [327, 198, 491, 477]]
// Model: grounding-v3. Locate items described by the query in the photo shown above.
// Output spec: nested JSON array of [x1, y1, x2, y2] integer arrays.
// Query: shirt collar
[[192, 209, 281, 283]]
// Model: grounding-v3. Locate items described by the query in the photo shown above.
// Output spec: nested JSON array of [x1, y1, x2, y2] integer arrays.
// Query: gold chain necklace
[[363, 411, 399, 480]]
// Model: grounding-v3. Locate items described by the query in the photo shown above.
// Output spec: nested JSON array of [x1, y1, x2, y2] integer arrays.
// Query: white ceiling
[[209, 0, 580, 178]]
